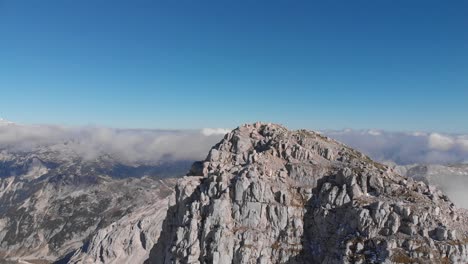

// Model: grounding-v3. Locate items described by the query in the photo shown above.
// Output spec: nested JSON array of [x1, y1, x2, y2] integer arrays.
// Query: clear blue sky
[[1, 0, 467, 132]]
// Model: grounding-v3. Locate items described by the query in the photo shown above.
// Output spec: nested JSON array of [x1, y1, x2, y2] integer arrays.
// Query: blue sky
[[0, 0, 467, 132]]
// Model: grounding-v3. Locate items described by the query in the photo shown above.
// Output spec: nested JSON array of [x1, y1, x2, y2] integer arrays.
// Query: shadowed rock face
[[147, 123, 468, 264]]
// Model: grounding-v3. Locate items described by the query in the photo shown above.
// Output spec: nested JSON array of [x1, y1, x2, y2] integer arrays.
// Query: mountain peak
[[193, 122, 379, 178], [149, 123, 468, 264]]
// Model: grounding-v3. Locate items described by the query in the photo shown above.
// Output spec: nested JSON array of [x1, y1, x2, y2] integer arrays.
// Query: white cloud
[[1, 122, 467, 166], [367, 129, 381, 136], [201, 128, 231, 136], [0, 117, 15, 125], [0, 124, 226, 164], [410, 132, 427, 137], [326, 129, 468, 165], [428, 133, 455, 151], [456, 136, 468, 152]]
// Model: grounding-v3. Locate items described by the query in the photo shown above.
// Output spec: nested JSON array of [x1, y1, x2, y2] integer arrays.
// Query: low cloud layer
[[0, 123, 228, 164], [325, 129, 468, 165], [201, 128, 232, 136], [1, 121, 467, 165]]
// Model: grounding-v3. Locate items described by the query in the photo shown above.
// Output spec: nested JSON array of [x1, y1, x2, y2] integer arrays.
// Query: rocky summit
[[147, 123, 468, 264]]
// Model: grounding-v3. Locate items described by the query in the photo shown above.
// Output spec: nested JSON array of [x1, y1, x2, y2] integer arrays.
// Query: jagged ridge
[[147, 122, 468, 264]]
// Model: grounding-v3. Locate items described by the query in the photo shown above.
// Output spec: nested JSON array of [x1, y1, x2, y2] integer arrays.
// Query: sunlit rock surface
[[148, 123, 468, 264], [0, 148, 183, 264]]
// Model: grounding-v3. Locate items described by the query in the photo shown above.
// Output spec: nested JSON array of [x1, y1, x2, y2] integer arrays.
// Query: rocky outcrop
[[147, 123, 468, 264]]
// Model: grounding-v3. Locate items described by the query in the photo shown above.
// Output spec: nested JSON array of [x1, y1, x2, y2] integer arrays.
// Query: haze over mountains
[[0, 119, 228, 263], [1, 120, 468, 263], [2, 0, 466, 263], [327, 129, 468, 165], [0, 119, 227, 165], [1, 119, 467, 165]]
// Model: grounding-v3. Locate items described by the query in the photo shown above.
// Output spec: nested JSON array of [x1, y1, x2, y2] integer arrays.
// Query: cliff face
[[148, 123, 468, 264]]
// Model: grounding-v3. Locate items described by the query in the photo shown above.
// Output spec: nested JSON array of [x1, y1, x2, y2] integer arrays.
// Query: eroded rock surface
[[147, 123, 468, 264], [69, 192, 172, 264], [0, 148, 181, 264]]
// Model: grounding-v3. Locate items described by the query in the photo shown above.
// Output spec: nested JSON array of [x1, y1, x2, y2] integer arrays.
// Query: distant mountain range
[[392, 163, 468, 208], [0, 146, 187, 263], [1, 123, 468, 263]]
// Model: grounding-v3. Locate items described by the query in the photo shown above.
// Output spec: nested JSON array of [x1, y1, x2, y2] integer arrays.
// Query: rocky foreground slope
[[147, 123, 468, 264]]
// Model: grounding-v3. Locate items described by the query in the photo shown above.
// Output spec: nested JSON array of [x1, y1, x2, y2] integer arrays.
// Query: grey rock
[[0, 147, 180, 264], [146, 123, 468, 264], [435, 226, 448, 241]]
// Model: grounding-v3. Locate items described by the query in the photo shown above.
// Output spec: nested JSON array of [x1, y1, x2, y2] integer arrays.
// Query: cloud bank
[[1, 121, 467, 165], [0, 123, 228, 164], [201, 128, 232, 136], [325, 129, 468, 165]]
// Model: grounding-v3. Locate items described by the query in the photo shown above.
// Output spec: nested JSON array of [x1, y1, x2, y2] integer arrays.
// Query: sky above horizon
[[1, 0, 467, 132]]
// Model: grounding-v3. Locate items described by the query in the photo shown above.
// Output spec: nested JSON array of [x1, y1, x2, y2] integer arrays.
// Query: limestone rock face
[[147, 123, 468, 264], [68, 198, 172, 264]]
